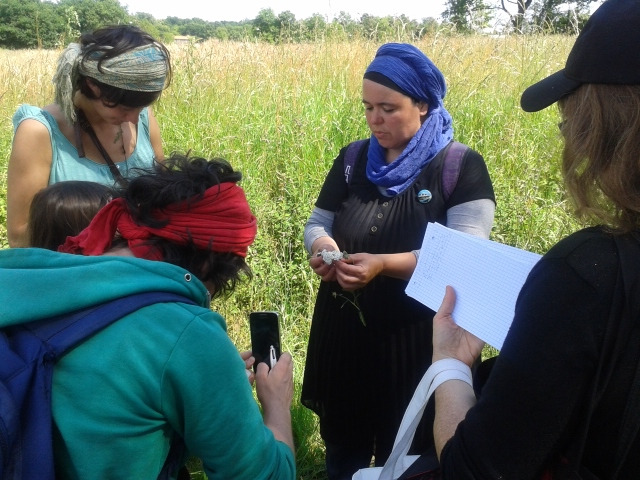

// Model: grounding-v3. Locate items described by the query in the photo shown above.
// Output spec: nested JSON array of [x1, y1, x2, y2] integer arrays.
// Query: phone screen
[[249, 311, 281, 372]]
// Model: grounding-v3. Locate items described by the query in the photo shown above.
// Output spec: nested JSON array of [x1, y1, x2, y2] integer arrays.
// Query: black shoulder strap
[[344, 139, 367, 185], [610, 234, 640, 479], [565, 233, 640, 480], [75, 109, 129, 187]]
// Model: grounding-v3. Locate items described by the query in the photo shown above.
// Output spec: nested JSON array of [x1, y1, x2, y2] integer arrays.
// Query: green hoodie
[[0, 248, 295, 479]]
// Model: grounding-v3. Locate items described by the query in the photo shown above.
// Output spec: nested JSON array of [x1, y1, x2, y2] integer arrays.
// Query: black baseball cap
[[521, 0, 640, 112]]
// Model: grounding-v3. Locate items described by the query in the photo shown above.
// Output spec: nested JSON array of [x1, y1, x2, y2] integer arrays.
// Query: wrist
[[432, 351, 454, 363], [428, 358, 473, 389], [432, 353, 474, 369]]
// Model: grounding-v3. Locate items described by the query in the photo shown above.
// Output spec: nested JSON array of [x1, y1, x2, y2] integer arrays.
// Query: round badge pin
[[417, 189, 432, 204]]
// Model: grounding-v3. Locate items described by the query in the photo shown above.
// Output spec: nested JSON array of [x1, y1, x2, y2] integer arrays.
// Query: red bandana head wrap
[[59, 182, 257, 260]]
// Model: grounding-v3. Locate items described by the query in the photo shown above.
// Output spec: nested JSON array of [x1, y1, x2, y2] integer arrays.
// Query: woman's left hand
[[333, 252, 383, 291], [240, 350, 256, 385], [432, 285, 484, 367]]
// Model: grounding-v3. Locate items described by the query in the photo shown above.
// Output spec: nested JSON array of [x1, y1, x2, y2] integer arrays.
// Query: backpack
[[343, 139, 469, 201], [0, 291, 195, 480]]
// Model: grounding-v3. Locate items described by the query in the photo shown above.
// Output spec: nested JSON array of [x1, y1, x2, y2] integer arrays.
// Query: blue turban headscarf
[[363, 43, 454, 196]]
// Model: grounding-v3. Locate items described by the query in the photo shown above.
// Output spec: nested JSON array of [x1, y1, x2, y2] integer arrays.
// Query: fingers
[[256, 352, 293, 377], [432, 286, 484, 366], [240, 351, 256, 385], [246, 367, 256, 385], [309, 256, 337, 281], [274, 352, 293, 373], [241, 352, 255, 370], [340, 255, 354, 265], [255, 352, 294, 406], [308, 255, 325, 269], [334, 261, 367, 290], [256, 360, 270, 377]]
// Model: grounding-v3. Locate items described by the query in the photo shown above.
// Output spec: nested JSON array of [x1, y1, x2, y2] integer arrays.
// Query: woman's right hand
[[309, 239, 340, 282], [256, 352, 293, 409], [309, 251, 338, 282], [432, 285, 484, 367], [256, 352, 295, 453]]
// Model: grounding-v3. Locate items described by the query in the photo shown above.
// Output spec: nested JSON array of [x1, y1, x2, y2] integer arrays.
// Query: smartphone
[[249, 311, 281, 372]]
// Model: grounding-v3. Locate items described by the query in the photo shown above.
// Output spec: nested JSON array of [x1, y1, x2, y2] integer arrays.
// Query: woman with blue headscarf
[[302, 43, 496, 479]]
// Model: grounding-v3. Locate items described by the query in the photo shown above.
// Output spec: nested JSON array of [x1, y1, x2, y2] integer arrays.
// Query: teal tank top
[[12, 105, 158, 186]]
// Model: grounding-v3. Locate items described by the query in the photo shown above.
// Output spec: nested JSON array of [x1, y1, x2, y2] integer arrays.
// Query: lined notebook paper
[[405, 223, 542, 350]]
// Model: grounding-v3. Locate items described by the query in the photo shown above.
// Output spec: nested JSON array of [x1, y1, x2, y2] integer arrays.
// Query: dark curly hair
[[113, 154, 252, 299]]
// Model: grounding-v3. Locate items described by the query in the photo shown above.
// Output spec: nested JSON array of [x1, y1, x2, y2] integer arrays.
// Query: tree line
[[0, 0, 602, 49], [444, 0, 600, 33]]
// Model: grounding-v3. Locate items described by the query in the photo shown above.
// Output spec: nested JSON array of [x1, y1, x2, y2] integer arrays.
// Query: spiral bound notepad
[[406, 223, 542, 350]]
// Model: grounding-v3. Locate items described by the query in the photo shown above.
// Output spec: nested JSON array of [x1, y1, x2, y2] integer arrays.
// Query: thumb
[[436, 285, 456, 320]]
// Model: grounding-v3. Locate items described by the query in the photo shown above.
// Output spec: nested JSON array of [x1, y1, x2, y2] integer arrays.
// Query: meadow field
[[0, 35, 582, 479]]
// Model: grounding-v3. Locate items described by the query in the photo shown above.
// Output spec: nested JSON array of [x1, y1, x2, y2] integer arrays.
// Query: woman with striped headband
[[7, 25, 172, 247]]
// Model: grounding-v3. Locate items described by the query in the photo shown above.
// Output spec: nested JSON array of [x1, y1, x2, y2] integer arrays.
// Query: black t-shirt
[[316, 139, 495, 213], [441, 227, 640, 479]]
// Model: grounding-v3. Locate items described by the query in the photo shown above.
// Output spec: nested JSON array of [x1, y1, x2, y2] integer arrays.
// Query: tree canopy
[[0, 0, 605, 49], [441, 0, 600, 32]]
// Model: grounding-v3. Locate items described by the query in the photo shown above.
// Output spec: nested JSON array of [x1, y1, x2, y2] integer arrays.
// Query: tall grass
[[0, 35, 582, 479]]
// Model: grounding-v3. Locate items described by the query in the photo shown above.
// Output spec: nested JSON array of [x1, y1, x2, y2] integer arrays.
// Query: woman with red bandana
[[0, 154, 296, 479]]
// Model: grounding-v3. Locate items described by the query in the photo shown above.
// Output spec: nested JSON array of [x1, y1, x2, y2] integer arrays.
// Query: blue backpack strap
[[1, 291, 195, 480], [28, 292, 195, 352], [344, 139, 367, 185], [442, 141, 469, 202]]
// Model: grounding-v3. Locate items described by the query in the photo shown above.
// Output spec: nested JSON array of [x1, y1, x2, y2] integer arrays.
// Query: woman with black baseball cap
[[428, 0, 640, 478]]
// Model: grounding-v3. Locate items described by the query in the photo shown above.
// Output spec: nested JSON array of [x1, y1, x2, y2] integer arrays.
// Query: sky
[[121, 0, 448, 23]]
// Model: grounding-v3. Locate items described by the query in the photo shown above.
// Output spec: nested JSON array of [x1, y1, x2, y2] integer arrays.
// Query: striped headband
[[53, 42, 168, 125], [78, 43, 168, 92]]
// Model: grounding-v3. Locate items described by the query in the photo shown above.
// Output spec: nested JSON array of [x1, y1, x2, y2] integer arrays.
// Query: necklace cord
[[74, 109, 128, 187]]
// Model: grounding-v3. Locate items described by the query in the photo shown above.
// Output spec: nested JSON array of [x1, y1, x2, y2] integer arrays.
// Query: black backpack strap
[[610, 234, 640, 479], [344, 139, 367, 185], [442, 141, 468, 202], [560, 234, 640, 479], [614, 359, 640, 478]]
